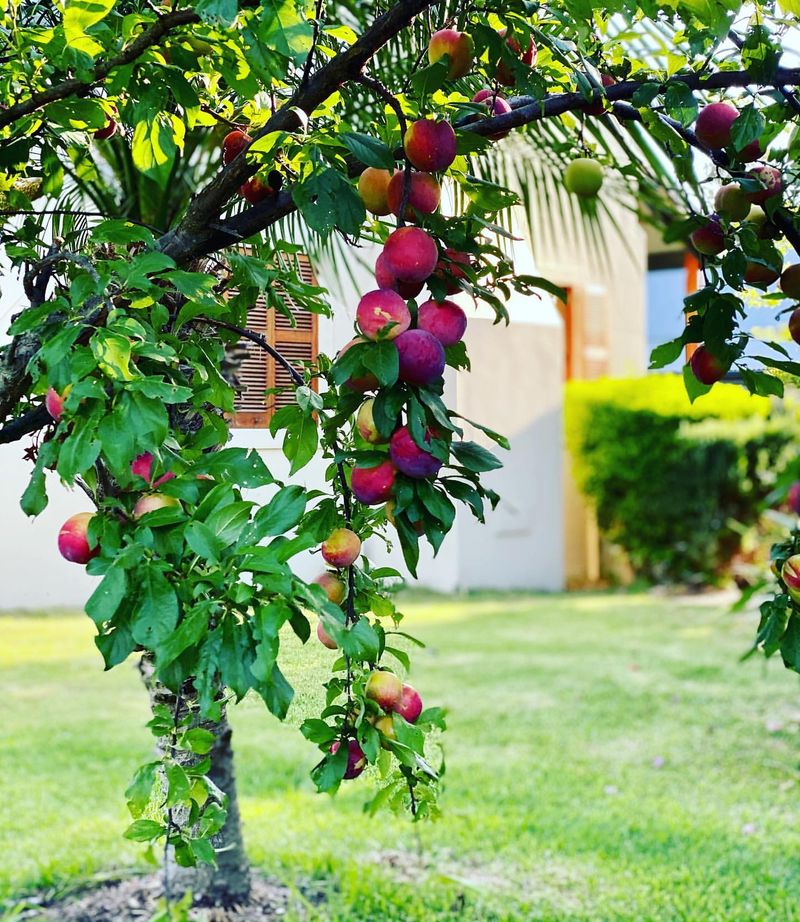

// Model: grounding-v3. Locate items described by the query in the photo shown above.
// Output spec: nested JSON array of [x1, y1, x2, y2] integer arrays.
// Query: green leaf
[[181, 728, 216, 755], [123, 819, 165, 842], [451, 441, 502, 472], [63, 0, 115, 56], [340, 133, 396, 171], [185, 521, 224, 563], [310, 744, 348, 793], [731, 105, 765, 152], [362, 340, 399, 386], [293, 168, 366, 239], [125, 762, 159, 818], [156, 605, 210, 669], [649, 337, 684, 369], [195, 0, 239, 26], [254, 485, 307, 536], [682, 362, 712, 403], [86, 564, 128, 626], [131, 568, 180, 647], [664, 82, 698, 127], [132, 114, 186, 190]]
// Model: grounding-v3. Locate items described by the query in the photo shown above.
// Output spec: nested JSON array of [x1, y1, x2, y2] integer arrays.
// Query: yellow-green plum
[[356, 289, 411, 340], [417, 298, 467, 346], [351, 460, 396, 505], [330, 739, 366, 779], [780, 265, 800, 299], [389, 425, 443, 479], [427, 28, 474, 79], [694, 102, 738, 149], [403, 119, 457, 173], [385, 499, 425, 535], [396, 684, 423, 723], [714, 183, 750, 221], [382, 227, 439, 284], [564, 158, 604, 197], [321, 527, 362, 568], [58, 512, 99, 565], [375, 251, 425, 300], [395, 329, 446, 386], [690, 345, 728, 384], [133, 492, 181, 520], [386, 170, 441, 219], [365, 670, 403, 710], [314, 571, 346, 604], [356, 398, 384, 444], [358, 167, 393, 216], [375, 715, 396, 746]]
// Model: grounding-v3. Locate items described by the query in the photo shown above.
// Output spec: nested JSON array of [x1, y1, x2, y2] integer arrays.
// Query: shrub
[[565, 375, 796, 585]]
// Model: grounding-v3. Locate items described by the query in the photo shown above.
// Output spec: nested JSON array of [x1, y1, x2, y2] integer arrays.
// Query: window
[[232, 254, 319, 428]]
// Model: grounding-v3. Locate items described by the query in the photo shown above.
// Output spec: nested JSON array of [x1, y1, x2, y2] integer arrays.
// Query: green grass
[[3, 592, 800, 921]]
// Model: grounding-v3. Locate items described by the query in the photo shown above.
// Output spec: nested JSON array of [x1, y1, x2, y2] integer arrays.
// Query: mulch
[[9, 873, 303, 921]]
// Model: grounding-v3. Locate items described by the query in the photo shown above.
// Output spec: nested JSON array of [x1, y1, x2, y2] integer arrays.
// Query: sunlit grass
[[3, 592, 800, 921]]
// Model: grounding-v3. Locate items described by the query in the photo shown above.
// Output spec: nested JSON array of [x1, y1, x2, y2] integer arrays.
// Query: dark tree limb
[[0, 405, 50, 445], [156, 0, 439, 262]]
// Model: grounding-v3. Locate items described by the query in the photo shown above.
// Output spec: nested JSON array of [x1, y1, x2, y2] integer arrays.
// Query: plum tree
[[3, 0, 800, 913]]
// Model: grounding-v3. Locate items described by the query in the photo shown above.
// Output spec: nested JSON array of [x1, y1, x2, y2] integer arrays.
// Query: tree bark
[[138, 656, 252, 907]]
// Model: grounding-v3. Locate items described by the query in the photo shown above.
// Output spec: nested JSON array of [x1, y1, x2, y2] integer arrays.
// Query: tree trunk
[[138, 656, 252, 907]]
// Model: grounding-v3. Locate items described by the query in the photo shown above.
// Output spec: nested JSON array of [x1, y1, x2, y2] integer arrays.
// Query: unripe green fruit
[[564, 158, 604, 198]]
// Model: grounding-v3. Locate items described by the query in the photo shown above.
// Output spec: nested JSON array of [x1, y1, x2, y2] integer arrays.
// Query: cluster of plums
[[54, 439, 180, 564], [330, 670, 424, 779], [684, 100, 800, 386]]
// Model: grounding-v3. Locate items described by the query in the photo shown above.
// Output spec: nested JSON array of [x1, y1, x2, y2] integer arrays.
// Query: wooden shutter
[[232, 254, 319, 429]]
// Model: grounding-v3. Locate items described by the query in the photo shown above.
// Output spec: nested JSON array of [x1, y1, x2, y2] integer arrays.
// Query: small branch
[[0, 8, 200, 130], [0, 405, 50, 445], [199, 317, 305, 387]]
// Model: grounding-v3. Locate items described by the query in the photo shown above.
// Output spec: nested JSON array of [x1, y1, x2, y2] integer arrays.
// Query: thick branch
[[0, 405, 50, 445], [157, 0, 438, 262], [0, 8, 200, 130], [168, 65, 800, 263]]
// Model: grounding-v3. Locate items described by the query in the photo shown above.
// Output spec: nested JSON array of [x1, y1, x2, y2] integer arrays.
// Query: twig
[[0, 8, 201, 130]]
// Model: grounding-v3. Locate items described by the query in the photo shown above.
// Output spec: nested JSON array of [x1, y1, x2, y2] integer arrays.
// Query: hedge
[[565, 375, 796, 585]]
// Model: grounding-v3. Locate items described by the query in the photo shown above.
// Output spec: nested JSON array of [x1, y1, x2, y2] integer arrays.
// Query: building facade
[[0, 204, 647, 610]]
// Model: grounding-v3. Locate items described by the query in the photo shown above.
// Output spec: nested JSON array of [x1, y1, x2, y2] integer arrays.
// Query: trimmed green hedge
[[566, 375, 795, 585]]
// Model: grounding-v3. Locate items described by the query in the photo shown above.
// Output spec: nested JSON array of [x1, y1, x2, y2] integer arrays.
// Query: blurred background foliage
[[566, 375, 799, 585]]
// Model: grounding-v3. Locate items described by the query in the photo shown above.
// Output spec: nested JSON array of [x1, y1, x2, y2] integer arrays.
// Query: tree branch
[[0, 405, 50, 445], [156, 0, 439, 263], [0, 8, 200, 130]]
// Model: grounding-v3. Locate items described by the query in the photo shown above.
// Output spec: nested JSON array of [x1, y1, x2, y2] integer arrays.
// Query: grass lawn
[[3, 591, 800, 921]]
